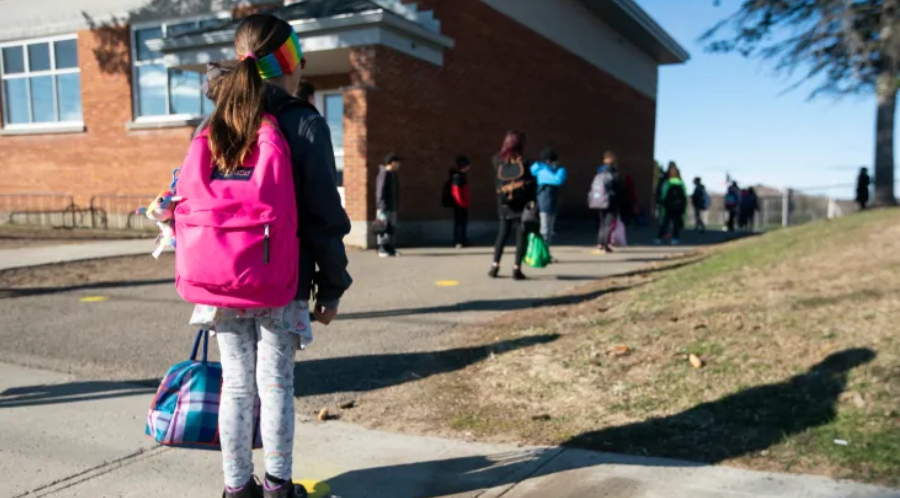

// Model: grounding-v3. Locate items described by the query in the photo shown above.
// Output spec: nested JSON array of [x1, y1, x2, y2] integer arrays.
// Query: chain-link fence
[[692, 187, 859, 231]]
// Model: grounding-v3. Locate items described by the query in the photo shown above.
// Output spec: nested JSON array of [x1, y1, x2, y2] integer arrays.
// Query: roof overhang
[[152, 8, 454, 72], [580, 0, 689, 64]]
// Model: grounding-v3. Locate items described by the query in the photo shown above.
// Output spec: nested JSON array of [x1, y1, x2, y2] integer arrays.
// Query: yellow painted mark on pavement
[[435, 280, 459, 287], [79, 296, 109, 303], [294, 480, 331, 498]]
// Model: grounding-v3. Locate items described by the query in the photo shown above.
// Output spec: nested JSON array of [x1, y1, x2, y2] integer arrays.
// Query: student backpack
[[441, 175, 454, 209], [496, 158, 532, 211], [588, 169, 614, 210], [174, 114, 299, 308], [725, 190, 739, 210], [665, 181, 688, 215]]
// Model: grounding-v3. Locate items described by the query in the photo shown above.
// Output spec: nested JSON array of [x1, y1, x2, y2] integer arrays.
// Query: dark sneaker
[[512, 269, 527, 281], [223, 477, 263, 498], [488, 265, 499, 278], [263, 480, 308, 498]]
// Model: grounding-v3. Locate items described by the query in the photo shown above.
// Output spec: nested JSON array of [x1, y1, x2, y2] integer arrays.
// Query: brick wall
[[364, 0, 657, 223], [0, 0, 659, 239], [0, 29, 194, 206], [341, 48, 374, 226], [0, 27, 353, 211]]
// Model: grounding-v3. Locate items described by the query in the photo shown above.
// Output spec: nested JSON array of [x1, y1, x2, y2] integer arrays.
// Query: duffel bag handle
[[189, 329, 210, 364]]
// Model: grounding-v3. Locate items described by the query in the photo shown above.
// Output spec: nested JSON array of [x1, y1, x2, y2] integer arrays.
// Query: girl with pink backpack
[[176, 14, 351, 498]]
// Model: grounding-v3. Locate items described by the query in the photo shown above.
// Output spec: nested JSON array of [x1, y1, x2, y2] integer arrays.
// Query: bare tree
[[705, 0, 900, 206]]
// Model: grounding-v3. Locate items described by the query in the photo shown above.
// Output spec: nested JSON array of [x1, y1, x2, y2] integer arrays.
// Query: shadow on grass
[[319, 348, 880, 498], [0, 278, 174, 298], [565, 348, 876, 463], [295, 334, 560, 397]]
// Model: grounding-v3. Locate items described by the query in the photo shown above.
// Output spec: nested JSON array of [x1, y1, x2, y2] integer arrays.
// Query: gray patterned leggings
[[215, 319, 297, 488]]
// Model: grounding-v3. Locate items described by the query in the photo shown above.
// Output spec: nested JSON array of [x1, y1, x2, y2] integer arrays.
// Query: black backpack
[[496, 158, 531, 211], [665, 182, 687, 215]]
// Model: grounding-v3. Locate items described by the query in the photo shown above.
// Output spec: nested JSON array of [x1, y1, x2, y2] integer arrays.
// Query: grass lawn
[[344, 208, 900, 486]]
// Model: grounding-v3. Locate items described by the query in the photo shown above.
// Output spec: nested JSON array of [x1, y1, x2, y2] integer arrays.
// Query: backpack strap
[[497, 157, 524, 181]]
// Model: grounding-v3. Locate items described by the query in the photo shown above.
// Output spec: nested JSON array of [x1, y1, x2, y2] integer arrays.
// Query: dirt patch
[[0, 253, 172, 298], [340, 209, 900, 486]]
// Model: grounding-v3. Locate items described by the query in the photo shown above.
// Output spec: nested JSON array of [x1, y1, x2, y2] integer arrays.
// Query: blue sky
[[638, 0, 877, 197]]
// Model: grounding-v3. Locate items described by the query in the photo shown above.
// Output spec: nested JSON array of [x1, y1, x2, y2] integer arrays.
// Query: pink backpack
[[174, 114, 298, 308]]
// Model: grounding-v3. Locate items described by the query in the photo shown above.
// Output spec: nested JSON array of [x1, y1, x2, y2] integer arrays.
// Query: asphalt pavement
[[0, 234, 690, 415], [4, 230, 891, 497]]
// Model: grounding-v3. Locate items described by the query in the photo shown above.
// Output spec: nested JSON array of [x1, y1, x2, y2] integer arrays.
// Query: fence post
[[782, 188, 791, 227]]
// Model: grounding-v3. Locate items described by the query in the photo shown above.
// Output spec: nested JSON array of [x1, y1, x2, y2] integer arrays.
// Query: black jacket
[[265, 85, 352, 304], [376, 166, 399, 212]]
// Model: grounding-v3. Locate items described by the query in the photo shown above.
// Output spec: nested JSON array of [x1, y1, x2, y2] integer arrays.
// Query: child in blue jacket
[[530, 148, 567, 246]]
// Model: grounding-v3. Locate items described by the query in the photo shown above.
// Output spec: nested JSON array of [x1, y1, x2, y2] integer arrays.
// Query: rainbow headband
[[241, 30, 303, 80]]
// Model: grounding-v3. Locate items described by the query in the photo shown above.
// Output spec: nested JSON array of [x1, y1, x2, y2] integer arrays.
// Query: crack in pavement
[[12, 446, 170, 498]]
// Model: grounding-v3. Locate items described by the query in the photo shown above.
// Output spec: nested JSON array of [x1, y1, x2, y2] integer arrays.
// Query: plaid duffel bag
[[146, 329, 261, 450]]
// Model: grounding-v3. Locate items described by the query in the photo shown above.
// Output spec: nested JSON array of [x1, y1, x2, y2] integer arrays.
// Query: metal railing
[[0, 193, 79, 228], [0, 192, 157, 231], [88, 194, 157, 231]]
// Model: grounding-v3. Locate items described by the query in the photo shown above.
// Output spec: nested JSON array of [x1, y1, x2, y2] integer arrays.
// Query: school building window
[[318, 92, 344, 186], [0, 36, 82, 127], [132, 19, 220, 119]]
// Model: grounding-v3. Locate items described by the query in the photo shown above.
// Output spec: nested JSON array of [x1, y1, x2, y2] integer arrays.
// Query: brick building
[[0, 0, 687, 247]]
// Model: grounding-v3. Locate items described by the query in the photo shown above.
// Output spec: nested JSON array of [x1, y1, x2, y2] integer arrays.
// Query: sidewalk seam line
[[477, 447, 566, 498], [12, 445, 170, 498]]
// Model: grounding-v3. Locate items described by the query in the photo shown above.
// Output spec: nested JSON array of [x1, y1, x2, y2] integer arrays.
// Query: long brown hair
[[207, 14, 293, 174], [667, 161, 682, 179]]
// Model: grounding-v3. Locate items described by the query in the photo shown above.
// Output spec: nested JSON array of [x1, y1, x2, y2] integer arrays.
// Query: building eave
[[152, 9, 454, 69], [580, 0, 689, 65]]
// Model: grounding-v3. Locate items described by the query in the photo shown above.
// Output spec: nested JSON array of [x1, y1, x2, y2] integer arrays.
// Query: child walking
[[183, 14, 351, 498]]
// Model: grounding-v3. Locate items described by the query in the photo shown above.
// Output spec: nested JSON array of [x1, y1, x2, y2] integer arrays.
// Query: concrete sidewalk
[[0, 239, 154, 271], [3, 363, 896, 498]]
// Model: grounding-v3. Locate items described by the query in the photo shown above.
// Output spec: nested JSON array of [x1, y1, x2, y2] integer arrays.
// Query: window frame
[[129, 13, 230, 123], [315, 90, 346, 205], [316, 90, 345, 172], [0, 34, 83, 130]]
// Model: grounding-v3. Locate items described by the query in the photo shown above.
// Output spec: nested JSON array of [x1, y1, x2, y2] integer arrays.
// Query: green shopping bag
[[524, 233, 552, 269]]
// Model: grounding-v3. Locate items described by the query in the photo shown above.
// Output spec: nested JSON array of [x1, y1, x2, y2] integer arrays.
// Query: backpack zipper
[[263, 224, 270, 264]]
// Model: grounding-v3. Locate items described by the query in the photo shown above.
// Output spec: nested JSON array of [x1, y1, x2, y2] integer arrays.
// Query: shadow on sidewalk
[[0, 278, 174, 299], [335, 285, 635, 321], [321, 348, 875, 498], [0, 380, 157, 408], [296, 334, 560, 397]]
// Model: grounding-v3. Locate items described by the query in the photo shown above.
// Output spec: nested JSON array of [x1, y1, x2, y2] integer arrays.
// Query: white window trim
[[129, 13, 230, 124], [0, 33, 84, 131], [316, 90, 346, 205]]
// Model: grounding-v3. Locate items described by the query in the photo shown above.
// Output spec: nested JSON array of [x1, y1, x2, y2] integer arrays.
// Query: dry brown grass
[[344, 209, 900, 486], [0, 253, 172, 298]]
